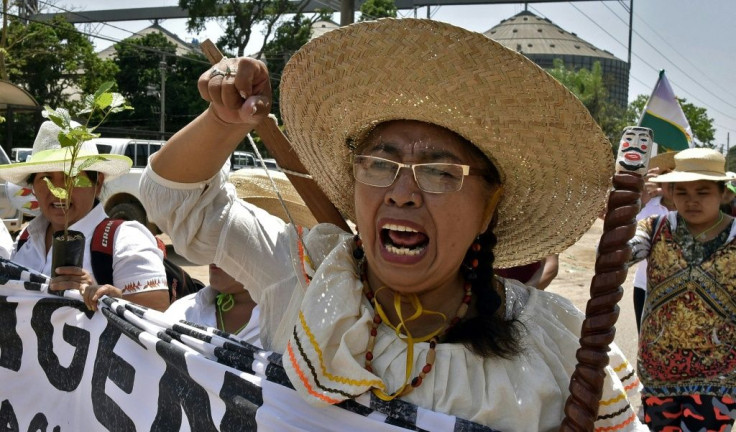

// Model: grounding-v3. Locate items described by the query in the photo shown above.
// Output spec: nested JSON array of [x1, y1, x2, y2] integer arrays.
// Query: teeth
[[382, 224, 418, 233], [53, 202, 68, 209], [385, 244, 424, 256]]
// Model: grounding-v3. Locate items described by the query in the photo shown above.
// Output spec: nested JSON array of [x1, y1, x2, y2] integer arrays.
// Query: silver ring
[[210, 66, 238, 79], [224, 65, 237, 77]]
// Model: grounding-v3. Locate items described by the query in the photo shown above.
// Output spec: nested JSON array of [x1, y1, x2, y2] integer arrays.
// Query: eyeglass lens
[[353, 155, 465, 193]]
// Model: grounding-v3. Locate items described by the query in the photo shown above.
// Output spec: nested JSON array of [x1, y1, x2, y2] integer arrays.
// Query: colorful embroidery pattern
[[638, 218, 736, 398]]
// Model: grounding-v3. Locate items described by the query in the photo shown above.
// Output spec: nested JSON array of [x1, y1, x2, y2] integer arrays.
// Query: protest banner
[[0, 259, 494, 432]]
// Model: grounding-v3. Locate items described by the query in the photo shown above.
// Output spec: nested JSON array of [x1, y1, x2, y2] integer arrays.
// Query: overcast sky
[[49, 0, 736, 148]]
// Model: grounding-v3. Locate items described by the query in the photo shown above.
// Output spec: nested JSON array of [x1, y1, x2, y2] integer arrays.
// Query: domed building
[[484, 10, 629, 108]]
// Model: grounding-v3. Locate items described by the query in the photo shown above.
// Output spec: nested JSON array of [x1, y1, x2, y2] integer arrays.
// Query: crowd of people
[[1, 17, 736, 431]]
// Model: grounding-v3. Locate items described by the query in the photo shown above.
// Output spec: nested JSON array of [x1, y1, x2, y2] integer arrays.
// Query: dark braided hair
[[444, 223, 523, 358]]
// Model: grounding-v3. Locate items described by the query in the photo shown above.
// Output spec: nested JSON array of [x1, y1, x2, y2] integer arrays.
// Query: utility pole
[[340, 0, 354, 25], [627, 0, 633, 65], [159, 55, 166, 140]]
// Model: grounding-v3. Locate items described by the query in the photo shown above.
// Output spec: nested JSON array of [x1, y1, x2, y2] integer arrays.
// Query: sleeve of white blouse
[[627, 215, 657, 268], [0, 222, 12, 260], [139, 164, 294, 304], [111, 221, 168, 295]]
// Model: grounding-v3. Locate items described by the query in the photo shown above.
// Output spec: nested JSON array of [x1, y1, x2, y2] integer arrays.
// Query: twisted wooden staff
[[559, 171, 644, 431]]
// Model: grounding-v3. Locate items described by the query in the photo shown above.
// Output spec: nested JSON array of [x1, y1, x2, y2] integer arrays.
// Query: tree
[[261, 11, 331, 120], [111, 32, 208, 136], [359, 0, 397, 21], [1, 9, 117, 148], [626, 94, 716, 148], [179, 0, 297, 57], [547, 59, 627, 149]]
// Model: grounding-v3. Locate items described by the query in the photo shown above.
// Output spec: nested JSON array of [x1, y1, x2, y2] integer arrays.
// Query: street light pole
[[159, 55, 166, 140]]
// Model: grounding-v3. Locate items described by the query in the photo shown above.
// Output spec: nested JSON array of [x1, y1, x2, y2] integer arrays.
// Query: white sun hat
[[0, 121, 132, 186]]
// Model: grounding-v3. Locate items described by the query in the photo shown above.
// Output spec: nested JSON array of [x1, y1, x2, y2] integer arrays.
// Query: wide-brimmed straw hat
[[229, 168, 318, 228], [651, 148, 734, 183], [279, 18, 613, 268], [0, 121, 132, 186], [648, 151, 678, 174]]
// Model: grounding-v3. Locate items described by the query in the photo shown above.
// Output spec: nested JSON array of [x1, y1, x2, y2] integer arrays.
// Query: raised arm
[[149, 57, 272, 183]]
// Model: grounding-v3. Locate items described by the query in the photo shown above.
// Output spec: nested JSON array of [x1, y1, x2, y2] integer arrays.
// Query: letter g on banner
[[31, 298, 92, 391]]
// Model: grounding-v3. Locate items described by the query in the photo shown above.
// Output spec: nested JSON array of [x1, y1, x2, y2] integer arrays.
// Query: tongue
[[387, 230, 428, 247]]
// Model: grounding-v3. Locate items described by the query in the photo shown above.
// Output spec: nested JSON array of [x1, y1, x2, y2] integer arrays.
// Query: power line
[[5, 9, 211, 66], [560, 2, 736, 127], [599, 1, 736, 113]]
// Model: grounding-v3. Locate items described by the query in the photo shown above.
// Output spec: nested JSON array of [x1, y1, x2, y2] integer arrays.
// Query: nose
[[385, 167, 422, 207]]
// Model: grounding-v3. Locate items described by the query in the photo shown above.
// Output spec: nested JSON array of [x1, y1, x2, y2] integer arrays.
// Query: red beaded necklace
[[355, 235, 475, 401]]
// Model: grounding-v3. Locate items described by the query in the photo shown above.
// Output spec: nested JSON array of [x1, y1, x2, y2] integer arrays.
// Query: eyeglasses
[[352, 155, 487, 193]]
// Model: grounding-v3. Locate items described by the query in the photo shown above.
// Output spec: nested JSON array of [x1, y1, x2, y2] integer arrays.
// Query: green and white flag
[[638, 70, 693, 152]]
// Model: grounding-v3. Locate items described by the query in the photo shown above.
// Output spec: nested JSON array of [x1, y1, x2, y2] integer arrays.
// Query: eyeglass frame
[[351, 154, 490, 194]]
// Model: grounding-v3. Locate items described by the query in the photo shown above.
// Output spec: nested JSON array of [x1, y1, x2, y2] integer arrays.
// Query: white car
[[92, 137, 164, 232], [0, 146, 26, 233], [10, 147, 32, 163]]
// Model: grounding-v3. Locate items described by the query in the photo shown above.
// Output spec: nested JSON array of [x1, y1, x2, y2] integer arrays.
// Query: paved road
[[546, 218, 639, 370]]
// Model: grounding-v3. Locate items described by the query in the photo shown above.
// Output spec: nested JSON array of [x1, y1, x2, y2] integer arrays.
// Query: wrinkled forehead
[[356, 120, 484, 163]]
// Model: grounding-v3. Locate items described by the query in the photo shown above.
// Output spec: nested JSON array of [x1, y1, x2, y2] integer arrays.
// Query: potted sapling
[[41, 82, 133, 276]]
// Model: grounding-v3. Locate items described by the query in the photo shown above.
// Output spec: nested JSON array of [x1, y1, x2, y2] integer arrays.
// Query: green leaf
[[73, 176, 93, 188], [109, 93, 127, 109], [95, 92, 113, 110], [58, 133, 76, 148], [93, 81, 115, 99], [77, 156, 105, 172], [43, 178, 68, 200], [42, 106, 68, 128]]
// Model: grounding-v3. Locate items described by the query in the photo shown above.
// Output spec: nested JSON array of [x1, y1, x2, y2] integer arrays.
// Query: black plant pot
[[51, 230, 86, 281]]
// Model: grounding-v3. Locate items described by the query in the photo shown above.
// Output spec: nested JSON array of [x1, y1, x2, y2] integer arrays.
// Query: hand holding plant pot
[[41, 83, 133, 276], [0, 82, 133, 286]]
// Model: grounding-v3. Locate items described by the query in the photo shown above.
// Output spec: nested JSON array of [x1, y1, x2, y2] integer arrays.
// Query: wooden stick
[[559, 172, 643, 431], [200, 39, 350, 231]]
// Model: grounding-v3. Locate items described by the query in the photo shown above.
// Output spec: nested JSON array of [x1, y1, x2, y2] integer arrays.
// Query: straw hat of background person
[[649, 151, 678, 174], [229, 169, 318, 228], [279, 18, 613, 268], [651, 148, 735, 183], [0, 121, 132, 186]]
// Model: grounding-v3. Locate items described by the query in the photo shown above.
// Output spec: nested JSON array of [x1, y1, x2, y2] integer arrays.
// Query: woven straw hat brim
[[280, 19, 613, 268], [244, 196, 318, 228], [651, 171, 735, 183], [648, 151, 677, 173], [229, 169, 318, 228], [0, 152, 132, 186]]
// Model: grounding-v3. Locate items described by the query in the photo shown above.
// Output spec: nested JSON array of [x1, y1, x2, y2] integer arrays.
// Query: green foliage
[[262, 14, 313, 120], [179, 0, 295, 57], [727, 147, 736, 173], [0, 12, 117, 148], [5, 16, 117, 112], [547, 59, 626, 149], [359, 0, 398, 21], [627, 94, 716, 147], [112, 33, 208, 136], [42, 82, 133, 233]]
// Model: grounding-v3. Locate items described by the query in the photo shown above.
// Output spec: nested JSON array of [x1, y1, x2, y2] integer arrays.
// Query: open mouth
[[380, 224, 429, 256], [52, 201, 69, 210]]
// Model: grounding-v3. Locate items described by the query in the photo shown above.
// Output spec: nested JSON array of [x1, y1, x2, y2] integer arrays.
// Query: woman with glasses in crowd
[[140, 19, 645, 430]]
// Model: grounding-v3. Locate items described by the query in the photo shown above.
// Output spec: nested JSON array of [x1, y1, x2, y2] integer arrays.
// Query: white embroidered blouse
[[140, 167, 646, 431]]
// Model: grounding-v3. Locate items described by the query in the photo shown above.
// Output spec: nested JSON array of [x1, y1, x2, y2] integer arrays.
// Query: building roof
[[311, 20, 339, 40], [97, 22, 199, 60], [0, 80, 39, 110], [484, 10, 621, 60]]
